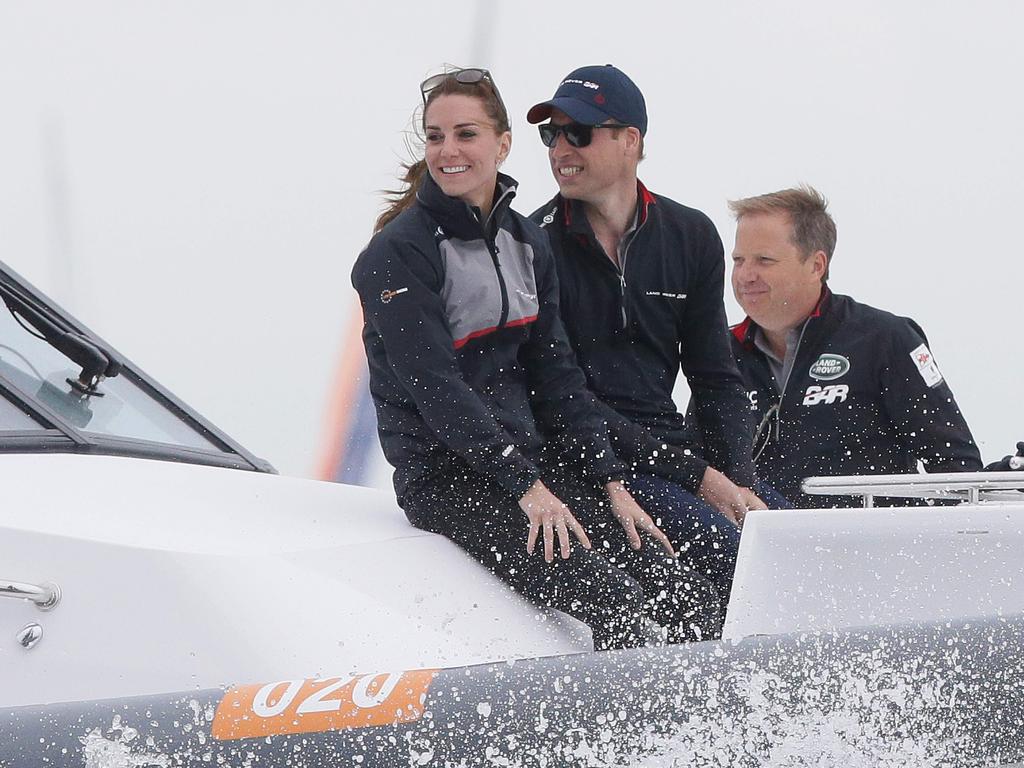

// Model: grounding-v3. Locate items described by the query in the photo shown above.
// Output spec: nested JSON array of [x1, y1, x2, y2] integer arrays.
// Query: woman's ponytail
[[375, 158, 428, 233]]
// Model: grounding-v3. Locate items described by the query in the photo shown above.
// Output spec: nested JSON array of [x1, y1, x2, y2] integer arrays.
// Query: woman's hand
[[605, 481, 676, 557], [698, 466, 767, 528], [519, 480, 592, 563]]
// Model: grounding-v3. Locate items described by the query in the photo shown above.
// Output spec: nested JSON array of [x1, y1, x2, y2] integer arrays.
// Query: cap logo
[[562, 78, 600, 90], [594, 94, 606, 104]]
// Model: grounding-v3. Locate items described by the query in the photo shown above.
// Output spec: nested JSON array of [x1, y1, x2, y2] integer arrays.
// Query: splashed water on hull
[[5, 614, 1022, 767]]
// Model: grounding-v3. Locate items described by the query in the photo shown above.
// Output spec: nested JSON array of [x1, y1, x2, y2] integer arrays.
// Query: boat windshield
[[0, 302, 221, 450], [0, 258, 274, 474], [0, 388, 39, 429]]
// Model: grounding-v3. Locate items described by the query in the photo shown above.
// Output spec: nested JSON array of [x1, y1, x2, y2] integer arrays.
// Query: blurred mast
[[469, 2, 497, 67], [42, 112, 75, 309]]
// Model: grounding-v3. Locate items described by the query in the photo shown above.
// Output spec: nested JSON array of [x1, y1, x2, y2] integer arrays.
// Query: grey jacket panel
[[497, 229, 540, 328], [440, 229, 539, 349]]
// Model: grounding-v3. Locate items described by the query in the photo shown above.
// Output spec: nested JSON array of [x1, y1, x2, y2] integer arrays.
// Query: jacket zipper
[[773, 320, 811, 442], [490, 241, 509, 328], [483, 189, 515, 330], [615, 216, 645, 330]]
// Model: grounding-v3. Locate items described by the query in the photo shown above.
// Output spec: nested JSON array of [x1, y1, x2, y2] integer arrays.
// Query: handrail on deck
[[802, 470, 1024, 507], [0, 580, 61, 610]]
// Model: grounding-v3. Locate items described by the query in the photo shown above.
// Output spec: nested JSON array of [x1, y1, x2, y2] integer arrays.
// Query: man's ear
[[811, 250, 828, 280], [624, 126, 642, 155]]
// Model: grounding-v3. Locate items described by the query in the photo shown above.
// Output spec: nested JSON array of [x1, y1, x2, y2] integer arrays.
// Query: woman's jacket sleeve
[[353, 238, 541, 499]]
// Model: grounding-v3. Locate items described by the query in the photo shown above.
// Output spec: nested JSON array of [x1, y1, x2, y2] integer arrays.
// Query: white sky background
[[0, 1, 1021, 480]]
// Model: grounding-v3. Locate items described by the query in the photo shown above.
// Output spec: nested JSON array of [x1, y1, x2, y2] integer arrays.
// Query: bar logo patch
[[380, 287, 408, 304]]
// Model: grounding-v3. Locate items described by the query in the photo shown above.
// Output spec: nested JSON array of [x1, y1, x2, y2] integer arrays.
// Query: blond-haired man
[[728, 186, 982, 506]]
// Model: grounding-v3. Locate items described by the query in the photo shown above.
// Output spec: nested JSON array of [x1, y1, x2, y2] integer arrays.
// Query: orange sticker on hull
[[211, 669, 438, 741]]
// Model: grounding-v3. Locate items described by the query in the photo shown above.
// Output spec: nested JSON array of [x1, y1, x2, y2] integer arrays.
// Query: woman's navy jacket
[[352, 173, 624, 510]]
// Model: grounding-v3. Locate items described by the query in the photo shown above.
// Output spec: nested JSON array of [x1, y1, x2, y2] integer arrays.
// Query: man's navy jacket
[[729, 289, 982, 507], [531, 184, 756, 492]]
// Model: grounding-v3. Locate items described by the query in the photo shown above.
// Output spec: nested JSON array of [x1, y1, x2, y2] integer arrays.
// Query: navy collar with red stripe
[[732, 286, 832, 348], [562, 180, 657, 234]]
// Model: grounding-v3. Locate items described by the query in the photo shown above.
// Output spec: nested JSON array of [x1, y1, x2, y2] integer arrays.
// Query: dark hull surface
[[3, 615, 1022, 767]]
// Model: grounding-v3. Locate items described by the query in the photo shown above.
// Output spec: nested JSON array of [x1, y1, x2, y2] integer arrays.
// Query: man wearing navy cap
[[528, 65, 778, 604]]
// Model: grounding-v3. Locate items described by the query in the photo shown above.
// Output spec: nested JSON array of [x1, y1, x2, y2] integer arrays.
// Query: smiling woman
[[374, 68, 511, 232], [423, 93, 510, 216], [350, 67, 725, 650]]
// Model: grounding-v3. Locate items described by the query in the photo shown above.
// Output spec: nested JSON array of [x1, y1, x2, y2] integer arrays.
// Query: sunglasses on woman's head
[[420, 68, 493, 104], [537, 122, 623, 149]]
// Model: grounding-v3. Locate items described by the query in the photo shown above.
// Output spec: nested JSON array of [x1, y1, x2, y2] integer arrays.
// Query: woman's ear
[[497, 131, 512, 167]]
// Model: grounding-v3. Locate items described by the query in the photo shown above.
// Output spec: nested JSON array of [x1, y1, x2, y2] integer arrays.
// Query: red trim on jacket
[[453, 315, 539, 349], [810, 286, 830, 318], [733, 287, 831, 346], [637, 181, 656, 225], [731, 317, 753, 345], [562, 180, 657, 228]]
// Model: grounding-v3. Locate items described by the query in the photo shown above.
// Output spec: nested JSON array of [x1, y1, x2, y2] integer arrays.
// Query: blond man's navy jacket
[[730, 288, 983, 507]]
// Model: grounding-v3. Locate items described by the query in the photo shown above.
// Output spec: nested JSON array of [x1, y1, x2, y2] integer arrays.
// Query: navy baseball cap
[[527, 64, 648, 136]]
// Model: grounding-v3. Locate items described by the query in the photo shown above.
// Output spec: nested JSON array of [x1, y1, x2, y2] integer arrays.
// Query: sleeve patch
[[909, 343, 944, 387]]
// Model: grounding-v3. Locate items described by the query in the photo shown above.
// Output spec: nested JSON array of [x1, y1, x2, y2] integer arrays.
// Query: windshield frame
[[0, 260, 274, 473]]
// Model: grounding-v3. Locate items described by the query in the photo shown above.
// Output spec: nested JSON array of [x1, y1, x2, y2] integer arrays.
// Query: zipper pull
[[619, 274, 628, 329]]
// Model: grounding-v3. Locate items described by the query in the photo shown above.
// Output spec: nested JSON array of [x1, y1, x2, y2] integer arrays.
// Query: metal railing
[[0, 580, 61, 610], [802, 470, 1024, 507]]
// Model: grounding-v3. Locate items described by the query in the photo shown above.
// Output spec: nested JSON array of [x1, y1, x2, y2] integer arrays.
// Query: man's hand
[[737, 486, 768, 518], [519, 480, 592, 562], [605, 481, 676, 556], [698, 467, 765, 528]]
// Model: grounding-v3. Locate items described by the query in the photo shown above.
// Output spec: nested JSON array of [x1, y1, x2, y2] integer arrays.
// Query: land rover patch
[[910, 343, 944, 387], [808, 353, 850, 381]]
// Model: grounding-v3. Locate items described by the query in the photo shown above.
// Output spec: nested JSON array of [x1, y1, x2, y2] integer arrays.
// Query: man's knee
[[634, 549, 723, 640], [662, 567, 724, 642], [585, 573, 652, 651]]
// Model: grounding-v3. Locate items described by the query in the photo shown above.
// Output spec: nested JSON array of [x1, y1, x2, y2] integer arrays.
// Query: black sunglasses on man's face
[[538, 121, 623, 149]]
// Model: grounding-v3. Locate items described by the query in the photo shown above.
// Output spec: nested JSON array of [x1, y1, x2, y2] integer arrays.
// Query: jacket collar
[[732, 286, 833, 348], [417, 171, 518, 242], [562, 179, 657, 236]]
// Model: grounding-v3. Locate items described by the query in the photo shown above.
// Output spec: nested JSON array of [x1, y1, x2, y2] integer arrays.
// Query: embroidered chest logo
[[808, 353, 850, 381], [645, 291, 687, 300], [803, 384, 849, 406]]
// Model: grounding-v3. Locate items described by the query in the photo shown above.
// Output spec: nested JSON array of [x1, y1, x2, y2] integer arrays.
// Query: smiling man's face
[[731, 210, 827, 332], [546, 109, 635, 205]]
